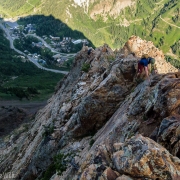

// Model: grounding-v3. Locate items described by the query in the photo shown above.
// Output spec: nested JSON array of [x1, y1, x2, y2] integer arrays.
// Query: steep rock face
[[89, 0, 134, 19], [157, 115, 180, 157], [73, 0, 134, 19], [0, 36, 179, 180], [53, 44, 136, 139], [0, 43, 137, 179], [56, 70, 180, 180]]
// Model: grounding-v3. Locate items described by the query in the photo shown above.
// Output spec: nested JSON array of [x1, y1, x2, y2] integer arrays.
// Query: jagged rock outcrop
[[73, 0, 134, 19], [57, 71, 180, 180], [157, 116, 180, 157], [0, 36, 179, 180], [89, 0, 134, 19], [113, 134, 180, 179], [76, 134, 180, 180]]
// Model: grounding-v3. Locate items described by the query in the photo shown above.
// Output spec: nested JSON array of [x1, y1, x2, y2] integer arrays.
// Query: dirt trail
[[0, 100, 47, 115], [160, 15, 180, 29]]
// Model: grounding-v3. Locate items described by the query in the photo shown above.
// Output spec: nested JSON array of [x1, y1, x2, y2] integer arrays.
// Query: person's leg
[[135, 63, 144, 83], [136, 63, 143, 77]]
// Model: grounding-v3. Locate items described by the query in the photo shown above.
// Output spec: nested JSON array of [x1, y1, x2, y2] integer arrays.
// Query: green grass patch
[[2, 72, 64, 100], [81, 63, 90, 72]]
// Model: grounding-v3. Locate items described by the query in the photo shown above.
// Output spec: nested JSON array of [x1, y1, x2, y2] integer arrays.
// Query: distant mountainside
[[0, 0, 179, 60], [0, 27, 64, 101]]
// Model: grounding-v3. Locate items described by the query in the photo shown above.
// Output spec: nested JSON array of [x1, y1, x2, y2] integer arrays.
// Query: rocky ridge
[[0, 36, 179, 180]]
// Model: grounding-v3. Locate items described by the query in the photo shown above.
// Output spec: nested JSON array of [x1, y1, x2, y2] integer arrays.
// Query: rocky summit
[[0, 36, 180, 180]]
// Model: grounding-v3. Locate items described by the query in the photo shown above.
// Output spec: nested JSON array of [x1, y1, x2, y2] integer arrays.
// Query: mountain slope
[[0, 36, 179, 180], [0, 0, 179, 60], [0, 26, 64, 100]]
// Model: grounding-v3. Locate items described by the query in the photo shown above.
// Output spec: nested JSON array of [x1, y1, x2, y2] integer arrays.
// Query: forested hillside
[[0, 28, 64, 100], [0, 0, 179, 61]]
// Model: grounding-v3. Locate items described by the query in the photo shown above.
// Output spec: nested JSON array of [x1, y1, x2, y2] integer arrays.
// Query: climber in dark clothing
[[137, 54, 156, 83]]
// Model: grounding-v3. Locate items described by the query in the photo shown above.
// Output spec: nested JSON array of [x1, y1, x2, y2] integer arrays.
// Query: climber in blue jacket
[[137, 54, 156, 84]]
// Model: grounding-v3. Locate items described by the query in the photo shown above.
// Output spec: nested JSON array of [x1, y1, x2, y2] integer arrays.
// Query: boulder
[[113, 134, 180, 180]]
